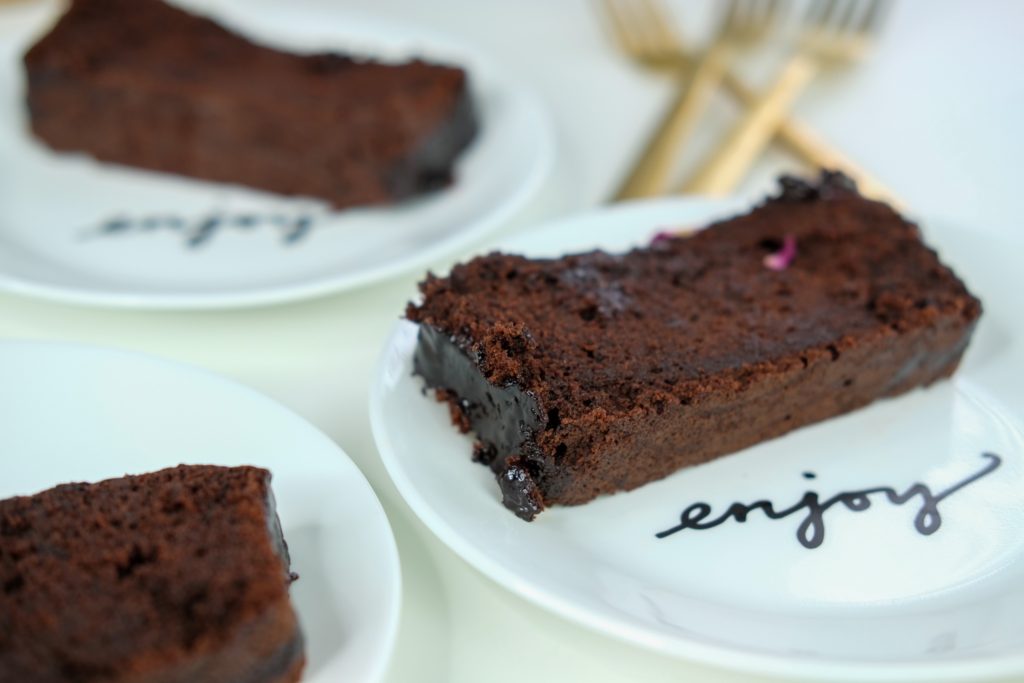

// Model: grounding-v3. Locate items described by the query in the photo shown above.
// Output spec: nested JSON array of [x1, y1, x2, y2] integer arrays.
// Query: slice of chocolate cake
[[0, 465, 304, 683], [407, 172, 983, 521], [23, 0, 477, 209]]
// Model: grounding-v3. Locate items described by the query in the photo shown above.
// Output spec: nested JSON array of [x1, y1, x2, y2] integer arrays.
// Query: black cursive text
[[85, 212, 316, 248], [656, 452, 1002, 549]]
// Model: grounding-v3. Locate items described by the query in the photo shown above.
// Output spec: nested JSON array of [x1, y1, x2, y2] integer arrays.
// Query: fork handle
[[684, 53, 819, 196], [773, 117, 904, 208], [614, 43, 734, 200], [719, 72, 903, 208]]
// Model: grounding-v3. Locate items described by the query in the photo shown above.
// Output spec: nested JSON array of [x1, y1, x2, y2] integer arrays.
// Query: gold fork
[[608, 0, 783, 200], [599, 0, 899, 205], [684, 0, 891, 196]]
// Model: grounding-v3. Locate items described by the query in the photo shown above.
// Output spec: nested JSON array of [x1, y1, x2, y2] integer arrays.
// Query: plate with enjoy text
[[0, 0, 552, 309], [370, 197, 1024, 681], [2, 342, 401, 682]]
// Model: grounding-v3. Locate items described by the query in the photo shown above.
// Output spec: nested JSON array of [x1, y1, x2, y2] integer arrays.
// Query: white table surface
[[2, 1, 1023, 681]]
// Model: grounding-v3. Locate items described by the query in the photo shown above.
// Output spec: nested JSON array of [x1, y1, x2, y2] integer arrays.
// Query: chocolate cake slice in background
[[0, 465, 304, 683], [23, 0, 477, 209], [407, 172, 983, 521]]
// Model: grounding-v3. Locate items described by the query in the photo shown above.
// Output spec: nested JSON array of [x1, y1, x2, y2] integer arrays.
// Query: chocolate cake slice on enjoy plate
[[407, 172, 982, 521], [23, 0, 477, 209], [0, 465, 304, 683]]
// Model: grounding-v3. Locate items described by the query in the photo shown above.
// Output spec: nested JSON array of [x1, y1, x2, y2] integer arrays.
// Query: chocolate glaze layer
[[414, 324, 547, 519], [414, 324, 543, 459]]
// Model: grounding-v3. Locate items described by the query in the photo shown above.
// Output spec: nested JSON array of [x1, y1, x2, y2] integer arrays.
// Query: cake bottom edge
[[412, 314, 980, 522]]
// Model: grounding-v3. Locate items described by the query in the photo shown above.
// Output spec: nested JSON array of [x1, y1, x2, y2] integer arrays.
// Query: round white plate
[[0, 342, 401, 683], [371, 197, 1024, 681], [0, 0, 553, 309]]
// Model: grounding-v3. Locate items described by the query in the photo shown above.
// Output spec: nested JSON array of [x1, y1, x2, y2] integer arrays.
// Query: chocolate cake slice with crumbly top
[[0, 465, 304, 683], [23, 0, 477, 209], [407, 172, 982, 521]]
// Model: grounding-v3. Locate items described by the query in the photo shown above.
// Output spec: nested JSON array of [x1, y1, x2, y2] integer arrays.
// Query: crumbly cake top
[[26, 0, 467, 108], [407, 173, 982, 426]]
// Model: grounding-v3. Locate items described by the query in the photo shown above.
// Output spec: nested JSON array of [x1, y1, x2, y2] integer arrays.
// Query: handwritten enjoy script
[[88, 212, 316, 248], [656, 452, 1002, 549]]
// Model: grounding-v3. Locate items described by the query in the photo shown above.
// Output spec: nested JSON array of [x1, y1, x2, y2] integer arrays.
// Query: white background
[[1, 1, 1023, 681]]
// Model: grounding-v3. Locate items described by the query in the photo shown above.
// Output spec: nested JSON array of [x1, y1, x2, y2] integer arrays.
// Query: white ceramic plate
[[0, 0, 553, 309], [371, 197, 1024, 681], [0, 342, 401, 683]]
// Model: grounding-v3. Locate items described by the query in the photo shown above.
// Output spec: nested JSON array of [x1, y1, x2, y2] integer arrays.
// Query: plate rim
[[0, 9, 556, 310], [0, 339, 403, 683], [369, 195, 1024, 682]]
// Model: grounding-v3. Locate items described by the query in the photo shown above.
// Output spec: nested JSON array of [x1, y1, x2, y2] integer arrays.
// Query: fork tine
[[617, 0, 658, 54], [836, 0, 860, 32], [778, 0, 794, 25], [647, 0, 688, 49], [739, 0, 752, 29], [600, 0, 638, 54], [722, 0, 742, 32], [635, 0, 680, 52], [744, 0, 761, 27], [744, 0, 764, 31], [762, 0, 785, 27], [804, 0, 827, 25], [859, 0, 891, 34], [747, 0, 763, 26], [820, 0, 841, 28]]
